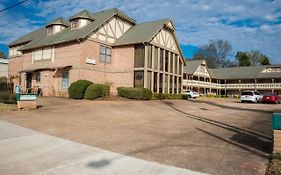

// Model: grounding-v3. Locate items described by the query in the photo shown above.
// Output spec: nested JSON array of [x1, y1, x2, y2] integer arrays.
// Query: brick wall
[[273, 130, 281, 152]]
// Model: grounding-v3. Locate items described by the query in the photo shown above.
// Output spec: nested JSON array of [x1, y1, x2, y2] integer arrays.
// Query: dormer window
[[47, 26, 54, 35], [69, 10, 95, 29], [45, 17, 70, 35], [71, 19, 79, 29]]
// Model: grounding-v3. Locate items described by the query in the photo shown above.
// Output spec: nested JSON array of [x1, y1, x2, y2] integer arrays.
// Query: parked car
[[240, 91, 263, 103], [261, 93, 280, 104], [183, 90, 200, 99]]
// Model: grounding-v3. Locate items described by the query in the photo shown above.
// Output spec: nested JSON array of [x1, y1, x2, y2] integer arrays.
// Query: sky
[[0, 0, 280, 63]]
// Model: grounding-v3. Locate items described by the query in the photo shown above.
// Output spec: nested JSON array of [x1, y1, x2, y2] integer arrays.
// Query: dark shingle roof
[[113, 19, 170, 46], [184, 59, 205, 74], [9, 8, 135, 50], [46, 17, 70, 27]]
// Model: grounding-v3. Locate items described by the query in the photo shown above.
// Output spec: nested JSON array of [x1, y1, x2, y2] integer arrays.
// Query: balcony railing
[[183, 80, 281, 90]]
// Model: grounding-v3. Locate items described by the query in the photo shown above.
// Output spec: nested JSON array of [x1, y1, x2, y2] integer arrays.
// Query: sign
[[86, 58, 96, 65], [20, 94, 37, 101]]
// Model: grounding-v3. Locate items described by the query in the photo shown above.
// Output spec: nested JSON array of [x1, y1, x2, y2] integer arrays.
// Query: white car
[[240, 91, 263, 103], [184, 90, 200, 99]]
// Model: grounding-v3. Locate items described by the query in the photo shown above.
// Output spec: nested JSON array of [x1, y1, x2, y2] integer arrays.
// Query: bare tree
[[195, 39, 232, 68]]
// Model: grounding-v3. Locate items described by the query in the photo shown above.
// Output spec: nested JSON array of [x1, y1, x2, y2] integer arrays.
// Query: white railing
[[183, 80, 281, 90]]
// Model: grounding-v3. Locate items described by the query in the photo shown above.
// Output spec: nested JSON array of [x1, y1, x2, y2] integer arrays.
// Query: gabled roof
[[46, 17, 70, 27], [184, 59, 206, 74], [9, 27, 46, 47], [113, 19, 170, 46], [9, 8, 135, 50], [69, 10, 96, 21], [208, 65, 281, 79], [14, 8, 135, 51], [113, 18, 186, 65]]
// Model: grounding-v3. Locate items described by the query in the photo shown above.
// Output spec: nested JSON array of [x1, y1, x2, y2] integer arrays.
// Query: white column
[[144, 45, 148, 88]]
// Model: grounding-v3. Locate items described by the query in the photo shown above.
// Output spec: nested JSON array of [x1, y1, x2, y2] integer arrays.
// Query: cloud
[[0, 0, 280, 63]]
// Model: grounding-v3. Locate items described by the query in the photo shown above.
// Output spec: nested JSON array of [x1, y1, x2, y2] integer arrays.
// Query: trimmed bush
[[84, 84, 110, 100], [68, 80, 93, 99], [117, 87, 152, 100], [153, 93, 188, 100], [0, 92, 16, 104]]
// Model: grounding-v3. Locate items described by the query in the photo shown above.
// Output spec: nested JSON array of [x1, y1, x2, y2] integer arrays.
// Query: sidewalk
[[0, 120, 207, 175]]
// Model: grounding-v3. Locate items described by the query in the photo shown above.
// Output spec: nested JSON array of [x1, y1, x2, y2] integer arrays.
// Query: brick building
[[8, 8, 185, 96], [183, 60, 281, 96]]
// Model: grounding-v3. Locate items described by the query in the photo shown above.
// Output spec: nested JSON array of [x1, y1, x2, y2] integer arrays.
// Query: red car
[[261, 93, 280, 104]]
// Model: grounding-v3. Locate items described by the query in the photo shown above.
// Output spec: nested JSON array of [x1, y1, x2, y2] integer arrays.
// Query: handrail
[[183, 80, 281, 89]]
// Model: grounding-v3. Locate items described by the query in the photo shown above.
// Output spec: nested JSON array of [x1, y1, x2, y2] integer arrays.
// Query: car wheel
[[241, 100, 244, 103], [188, 95, 191, 98]]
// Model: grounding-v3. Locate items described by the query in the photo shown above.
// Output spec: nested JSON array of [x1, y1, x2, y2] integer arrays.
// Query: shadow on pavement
[[188, 99, 273, 114], [161, 100, 272, 159]]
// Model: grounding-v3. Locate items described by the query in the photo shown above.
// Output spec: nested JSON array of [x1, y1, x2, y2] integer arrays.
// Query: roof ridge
[[136, 18, 170, 25]]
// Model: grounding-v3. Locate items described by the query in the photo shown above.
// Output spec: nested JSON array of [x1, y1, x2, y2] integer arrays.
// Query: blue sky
[[0, 0, 280, 63]]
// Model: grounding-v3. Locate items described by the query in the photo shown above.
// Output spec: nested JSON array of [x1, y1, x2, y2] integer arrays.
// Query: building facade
[[183, 60, 281, 96], [8, 8, 185, 96], [0, 58, 8, 78]]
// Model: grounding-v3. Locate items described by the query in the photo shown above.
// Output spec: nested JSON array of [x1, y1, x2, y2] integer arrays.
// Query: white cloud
[[0, 0, 280, 63]]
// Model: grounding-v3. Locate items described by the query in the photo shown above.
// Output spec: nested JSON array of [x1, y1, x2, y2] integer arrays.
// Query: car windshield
[[254, 92, 260, 95], [241, 92, 253, 95]]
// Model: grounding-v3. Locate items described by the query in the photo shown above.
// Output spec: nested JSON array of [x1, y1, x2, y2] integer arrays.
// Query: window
[[134, 71, 144, 88], [99, 46, 111, 63], [147, 71, 152, 90], [174, 54, 178, 74], [9, 46, 23, 57], [32, 48, 53, 61], [160, 49, 164, 71], [71, 19, 79, 29], [153, 72, 157, 92], [47, 26, 53, 35], [147, 46, 152, 69], [154, 47, 158, 70], [62, 71, 69, 89], [165, 51, 169, 72], [35, 72, 40, 82], [170, 53, 173, 73], [179, 61, 182, 75], [165, 74, 168, 93], [159, 73, 163, 93], [134, 45, 145, 68]]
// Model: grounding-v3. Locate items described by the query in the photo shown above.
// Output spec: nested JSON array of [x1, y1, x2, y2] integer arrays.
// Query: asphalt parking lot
[[0, 97, 280, 175]]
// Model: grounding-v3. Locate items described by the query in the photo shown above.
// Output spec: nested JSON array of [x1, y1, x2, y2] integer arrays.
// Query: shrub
[[0, 92, 16, 104], [153, 93, 188, 100], [68, 80, 93, 99], [84, 84, 110, 100], [117, 87, 152, 100]]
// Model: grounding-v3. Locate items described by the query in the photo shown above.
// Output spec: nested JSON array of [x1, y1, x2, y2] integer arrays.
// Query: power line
[[0, 0, 28, 13]]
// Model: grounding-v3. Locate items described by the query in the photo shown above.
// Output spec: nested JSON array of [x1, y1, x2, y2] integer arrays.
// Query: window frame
[[71, 19, 79, 29], [61, 71, 69, 89], [35, 72, 41, 82], [99, 45, 112, 63]]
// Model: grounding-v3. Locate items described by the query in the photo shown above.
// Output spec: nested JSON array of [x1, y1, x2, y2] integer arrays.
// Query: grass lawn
[[0, 103, 17, 112]]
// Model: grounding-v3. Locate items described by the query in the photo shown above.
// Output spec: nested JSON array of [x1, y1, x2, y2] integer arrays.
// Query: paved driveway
[[0, 121, 205, 175], [0, 97, 280, 175]]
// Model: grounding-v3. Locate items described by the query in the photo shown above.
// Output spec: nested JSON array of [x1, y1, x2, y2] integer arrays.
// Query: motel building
[[8, 8, 185, 96], [183, 60, 281, 96]]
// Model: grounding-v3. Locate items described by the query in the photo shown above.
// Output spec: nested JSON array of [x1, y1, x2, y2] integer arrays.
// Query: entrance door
[[26, 73, 32, 89]]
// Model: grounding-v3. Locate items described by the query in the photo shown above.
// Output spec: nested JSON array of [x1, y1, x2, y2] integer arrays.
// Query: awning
[[19, 65, 72, 73]]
